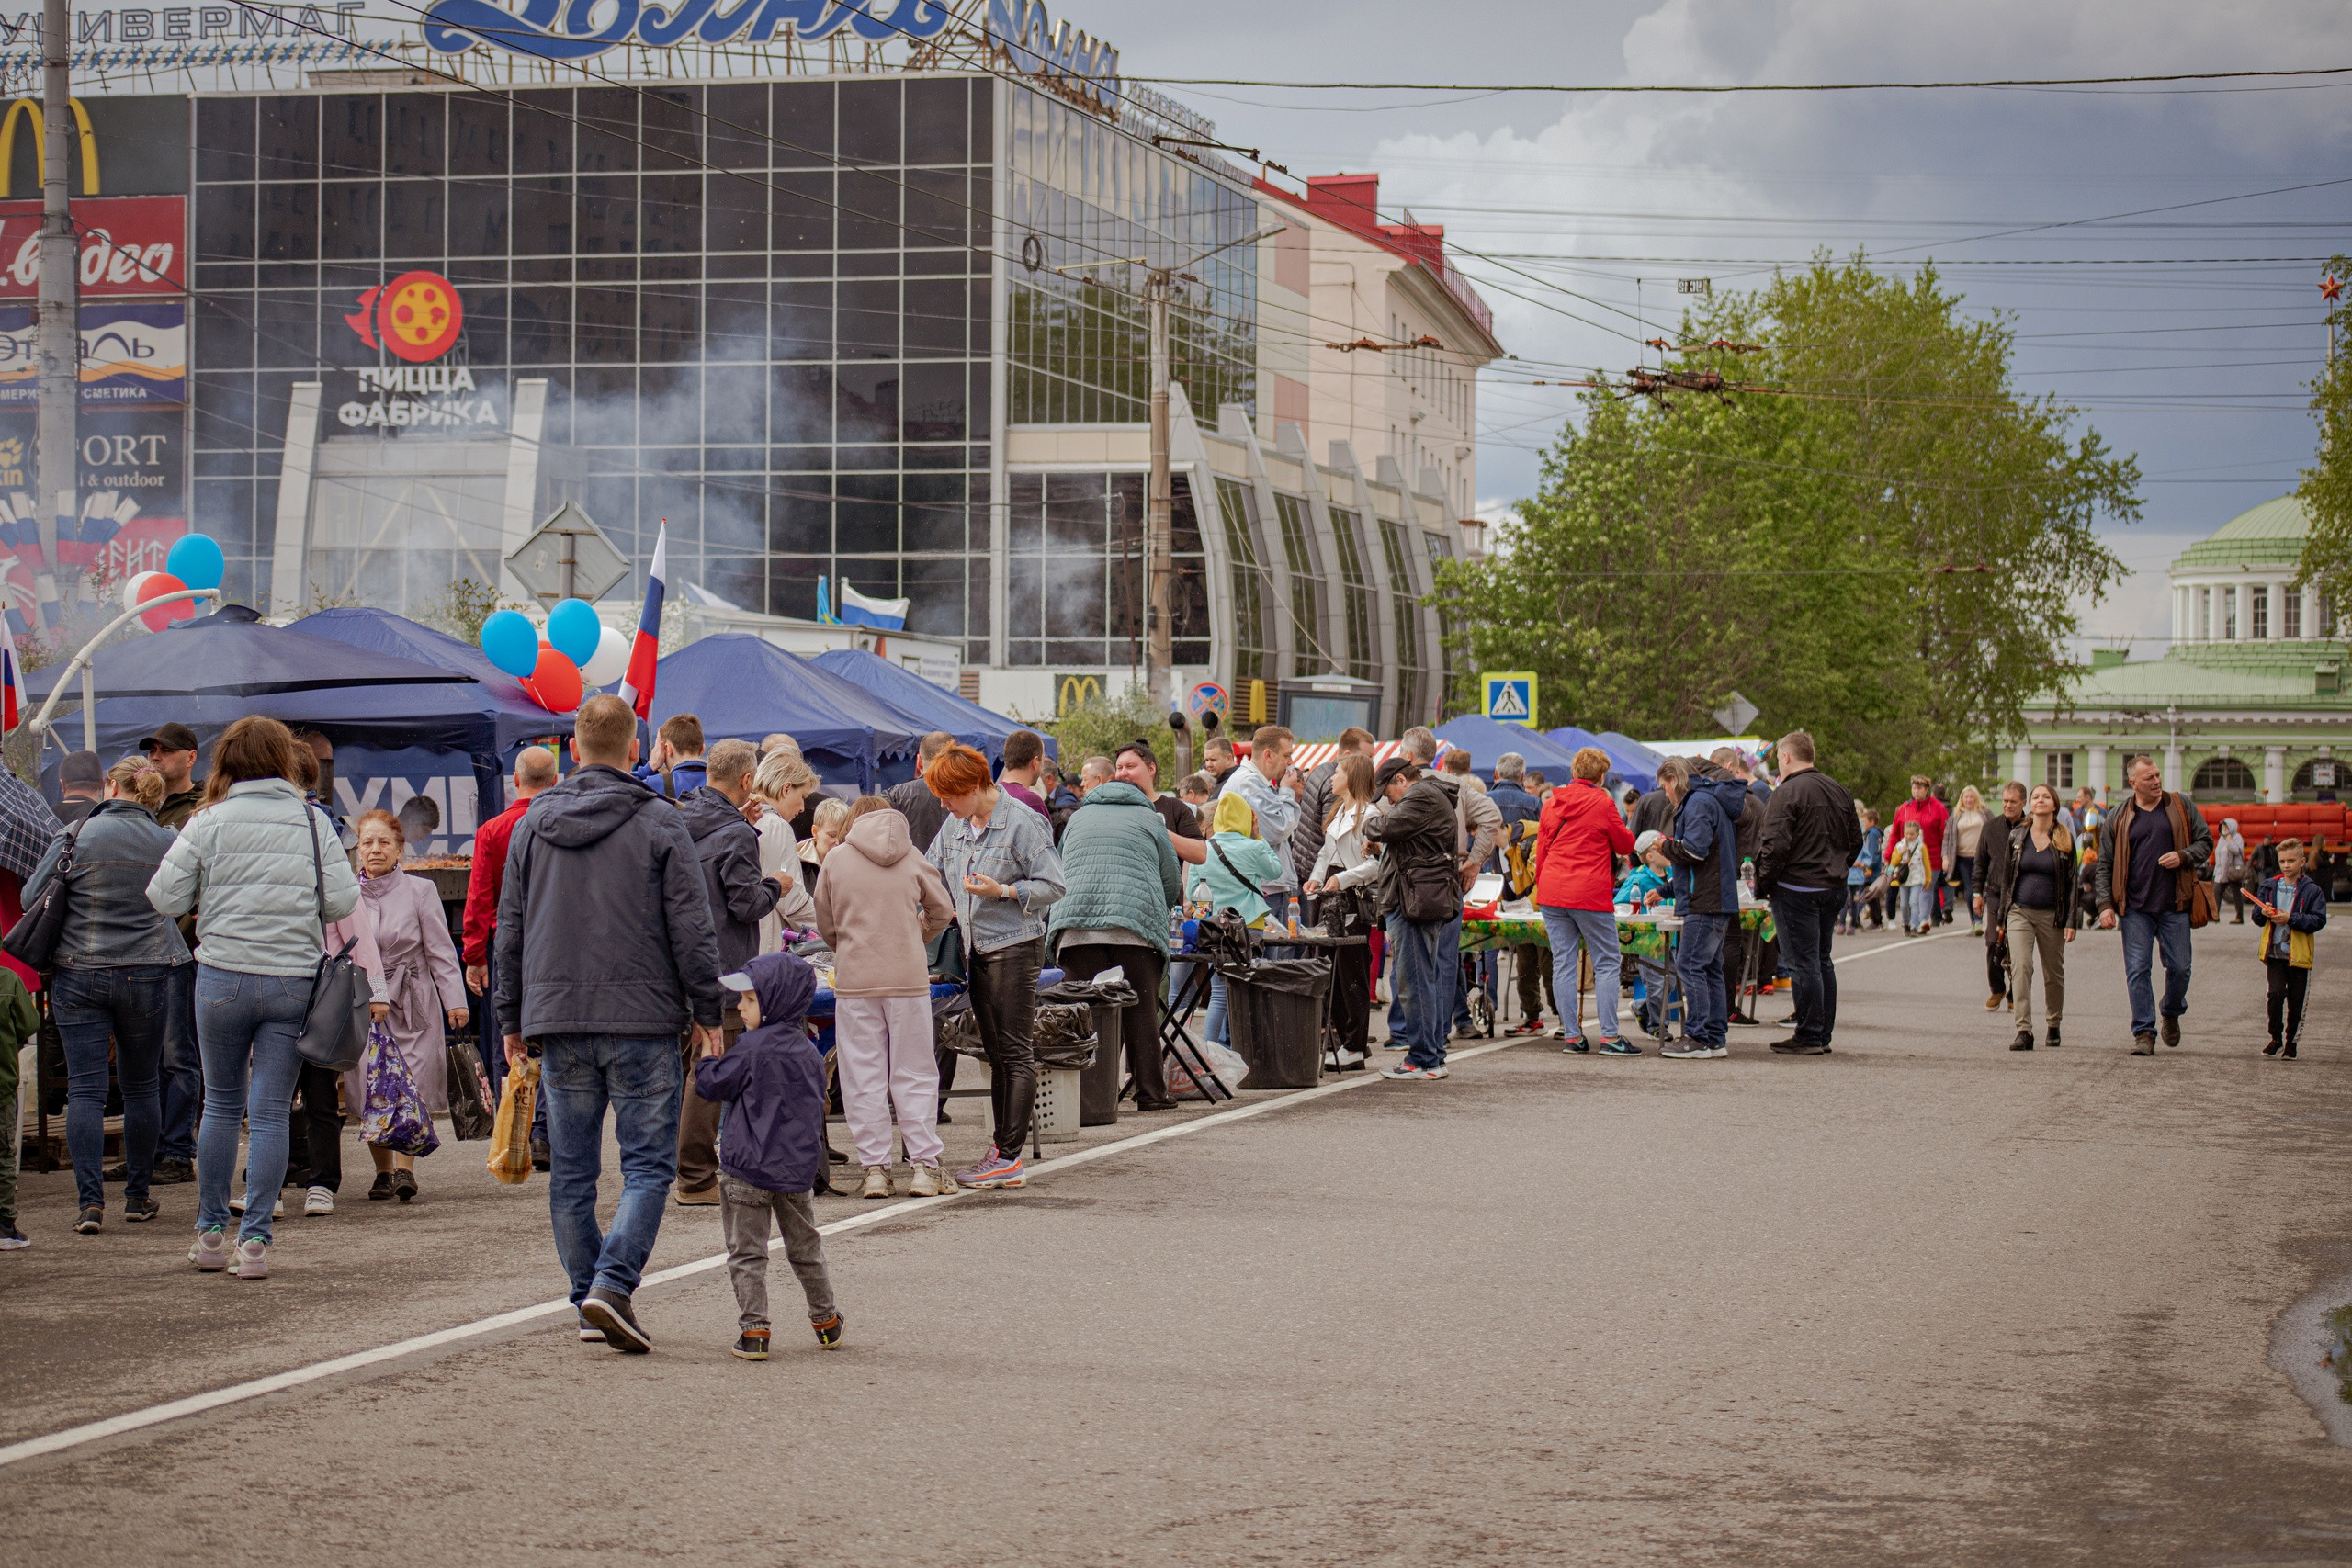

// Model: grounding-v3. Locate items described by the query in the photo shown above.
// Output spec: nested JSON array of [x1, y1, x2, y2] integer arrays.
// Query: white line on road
[[0, 1033, 1527, 1471]]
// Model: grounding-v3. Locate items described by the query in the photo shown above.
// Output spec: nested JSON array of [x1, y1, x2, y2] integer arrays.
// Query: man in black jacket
[[673, 737, 786, 1205], [1753, 731, 1863, 1054], [1365, 758, 1466, 1080], [885, 731, 955, 856], [1972, 781, 2028, 1010], [498, 694, 724, 1354]]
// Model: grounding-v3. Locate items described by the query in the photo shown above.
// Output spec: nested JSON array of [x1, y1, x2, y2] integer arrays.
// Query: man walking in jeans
[[2094, 754, 2211, 1055], [1753, 731, 1861, 1055], [499, 694, 724, 1352]]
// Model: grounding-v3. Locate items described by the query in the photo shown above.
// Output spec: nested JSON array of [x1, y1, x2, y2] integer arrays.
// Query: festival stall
[[1430, 715, 1586, 784], [650, 634, 925, 791], [808, 647, 1053, 765]]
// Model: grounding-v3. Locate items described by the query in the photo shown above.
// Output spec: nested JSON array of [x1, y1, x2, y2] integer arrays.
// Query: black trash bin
[[1223, 957, 1331, 1089], [1039, 976, 1139, 1125]]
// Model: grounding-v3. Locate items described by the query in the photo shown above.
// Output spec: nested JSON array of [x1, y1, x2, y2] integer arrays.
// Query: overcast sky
[[1078, 0, 2352, 655]]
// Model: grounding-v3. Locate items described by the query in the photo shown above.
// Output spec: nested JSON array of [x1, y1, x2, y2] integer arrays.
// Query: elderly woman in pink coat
[[338, 808, 467, 1203]]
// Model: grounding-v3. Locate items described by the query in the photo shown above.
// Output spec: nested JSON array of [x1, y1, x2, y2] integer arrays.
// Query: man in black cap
[[141, 721, 204, 1184], [1364, 756, 1475, 1081], [55, 751, 104, 824], [141, 723, 203, 830]]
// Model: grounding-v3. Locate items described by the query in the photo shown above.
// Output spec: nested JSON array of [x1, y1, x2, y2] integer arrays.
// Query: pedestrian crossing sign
[[1483, 672, 1537, 728]]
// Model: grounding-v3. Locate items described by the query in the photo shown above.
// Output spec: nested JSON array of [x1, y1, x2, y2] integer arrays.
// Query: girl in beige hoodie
[[815, 800, 957, 1198]]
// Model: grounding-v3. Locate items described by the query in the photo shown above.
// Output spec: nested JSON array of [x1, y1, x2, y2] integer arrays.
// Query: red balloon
[[516, 643, 582, 713], [135, 571, 194, 632]]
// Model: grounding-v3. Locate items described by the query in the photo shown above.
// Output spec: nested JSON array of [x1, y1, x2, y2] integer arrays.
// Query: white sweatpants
[[833, 993, 944, 1169]]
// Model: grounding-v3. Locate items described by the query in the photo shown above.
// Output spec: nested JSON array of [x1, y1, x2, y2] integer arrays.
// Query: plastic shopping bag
[[1166, 1037, 1249, 1098], [487, 1056, 539, 1185], [444, 1043, 495, 1141], [357, 1023, 441, 1158]]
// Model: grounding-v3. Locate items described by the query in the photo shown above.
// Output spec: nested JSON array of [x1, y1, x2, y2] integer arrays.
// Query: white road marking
[[0, 1034, 1526, 1470]]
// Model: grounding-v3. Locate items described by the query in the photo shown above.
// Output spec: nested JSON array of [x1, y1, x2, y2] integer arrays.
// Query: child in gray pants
[[695, 953, 841, 1359]]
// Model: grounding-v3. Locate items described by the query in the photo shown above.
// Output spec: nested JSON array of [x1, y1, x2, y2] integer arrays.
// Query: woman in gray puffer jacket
[[47, 757, 189, 1234], [148, 716, 358, 1280]]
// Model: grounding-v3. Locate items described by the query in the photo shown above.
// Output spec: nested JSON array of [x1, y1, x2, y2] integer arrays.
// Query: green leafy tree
[[2294, 254, 2352, 631], [1042, 683, 1174, 791], [1436, 256, 2137, 806]]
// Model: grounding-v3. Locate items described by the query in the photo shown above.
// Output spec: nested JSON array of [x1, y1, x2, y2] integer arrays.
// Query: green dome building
[[2009, 496, 2347, 804]]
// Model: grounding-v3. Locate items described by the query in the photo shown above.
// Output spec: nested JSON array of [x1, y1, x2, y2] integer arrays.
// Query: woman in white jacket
[[1303, 754, 1383, 1068], [148, 716, 359, 1280]]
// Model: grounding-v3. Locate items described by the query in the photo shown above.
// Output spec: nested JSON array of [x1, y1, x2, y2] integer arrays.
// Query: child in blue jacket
[[2250, 837, 2328, 1059], [694, 952, 843, 1359]]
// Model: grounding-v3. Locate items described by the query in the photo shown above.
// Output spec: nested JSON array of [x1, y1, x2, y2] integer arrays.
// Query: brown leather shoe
[[1984, 994, 2003, 1010], [674, 1183, 721, 1206]]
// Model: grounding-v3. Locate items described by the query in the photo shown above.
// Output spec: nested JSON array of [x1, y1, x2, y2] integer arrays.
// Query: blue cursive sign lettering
[[983, 0, 1117, 110], [420, 0, 947, 59]]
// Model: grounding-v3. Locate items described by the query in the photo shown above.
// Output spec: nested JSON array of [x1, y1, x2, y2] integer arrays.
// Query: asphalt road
[[6, 920, 2351, 1566]]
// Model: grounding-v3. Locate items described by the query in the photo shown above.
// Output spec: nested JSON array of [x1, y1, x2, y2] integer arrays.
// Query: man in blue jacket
[[1655, 756, 1749, 1060], [499, 694, 725, 1353]]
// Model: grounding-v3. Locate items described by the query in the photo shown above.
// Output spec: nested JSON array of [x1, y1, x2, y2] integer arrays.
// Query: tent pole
[[23, 588, 221, 744]]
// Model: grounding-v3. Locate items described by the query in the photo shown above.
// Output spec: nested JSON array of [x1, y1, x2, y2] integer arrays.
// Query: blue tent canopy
[[296, 606, 579, 757], [1430, 715, 1584, 784], [809, 648, 1054, 763], [23, 606, 514, 829], [1595, 731, 1667, 794], [652, 634, 924, 791]]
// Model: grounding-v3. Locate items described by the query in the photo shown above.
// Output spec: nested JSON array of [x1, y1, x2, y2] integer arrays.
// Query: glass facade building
[[28, 60, 1476, 736]]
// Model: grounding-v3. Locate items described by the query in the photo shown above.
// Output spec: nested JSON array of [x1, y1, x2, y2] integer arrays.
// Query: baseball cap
[[140, 722, 200, 754], [1634, 829, 1664, 855], [1374, 756, 1419, 792], [717, 972, 754, 994], [58, 750, 103, 792]]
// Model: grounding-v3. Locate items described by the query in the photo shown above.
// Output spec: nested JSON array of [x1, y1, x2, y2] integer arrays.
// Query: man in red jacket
[[1535, 747, 1638, 1054], [1888, 774, 1951, 921], [463, 746, 559, 1098]]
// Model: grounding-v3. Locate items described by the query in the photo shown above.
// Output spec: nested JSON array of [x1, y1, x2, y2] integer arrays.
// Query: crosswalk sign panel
[[1483, 672, 1537, 728]]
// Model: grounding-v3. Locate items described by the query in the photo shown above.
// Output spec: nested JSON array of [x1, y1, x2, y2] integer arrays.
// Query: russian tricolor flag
[[616, 521, 666, 721], [2, 614, 21, 734]]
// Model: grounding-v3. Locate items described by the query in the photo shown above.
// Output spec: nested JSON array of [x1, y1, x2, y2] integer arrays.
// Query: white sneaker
[[229, 1192, 284, 1218], [228, 1237, 269, 1279], [304, 1186, 334, 1216], [1661, 1043, 1728, 1059], [859, 1166, 893, 1200], [908, 1162, 956, 1197]]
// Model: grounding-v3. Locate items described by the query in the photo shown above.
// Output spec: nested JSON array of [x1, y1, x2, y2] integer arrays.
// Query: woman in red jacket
[[1536, 748, 1638, 1055]]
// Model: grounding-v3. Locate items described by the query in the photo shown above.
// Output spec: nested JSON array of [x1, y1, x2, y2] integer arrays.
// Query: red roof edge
[[1257, 172, 1496, 345]]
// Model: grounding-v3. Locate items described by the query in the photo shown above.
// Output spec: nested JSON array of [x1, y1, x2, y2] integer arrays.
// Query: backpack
[[1502, 818, 1540, 899]]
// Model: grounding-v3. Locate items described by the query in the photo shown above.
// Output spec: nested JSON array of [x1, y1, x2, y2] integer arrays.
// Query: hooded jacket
[[692, 953, 826, 1192], [1366, 775, 1464, 924], [814, 808, 955, 996], [148, 779, 359, 976], [493, 763, 724, 1039], [1535, 777, 1634, 912], [678, 784, 781, 978], [1046, 780, 1184, 957], [1662, 764, 1750, 916]]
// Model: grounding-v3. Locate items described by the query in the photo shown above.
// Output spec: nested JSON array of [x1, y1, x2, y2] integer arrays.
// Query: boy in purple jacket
[[695, 953, 842, 1359]]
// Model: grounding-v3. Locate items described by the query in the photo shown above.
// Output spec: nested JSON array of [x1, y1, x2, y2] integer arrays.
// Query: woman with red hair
[[923, 744, 1065, 1189]]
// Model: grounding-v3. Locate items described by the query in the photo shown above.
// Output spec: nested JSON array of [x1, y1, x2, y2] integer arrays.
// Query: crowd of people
[[0, 699, 2327, 1348]]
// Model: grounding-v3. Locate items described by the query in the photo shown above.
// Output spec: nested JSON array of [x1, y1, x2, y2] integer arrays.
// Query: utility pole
[[1145, 268, 1172, 713], [36, 0, 74, 627]]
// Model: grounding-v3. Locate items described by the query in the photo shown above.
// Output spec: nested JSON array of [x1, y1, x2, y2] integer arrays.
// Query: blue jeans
[[1677, 912, 1730, 1046], [1394, 914, 1462, 1069], [1770, 888, 1843, 1046], [539, 1032, 683, 1306], [2120, 909, 2192, 1038], [159, 961, 201, 1162], [193, 964, 311, 1244], [53, 963, 175, 1210], [1903, 884, 1932, 930], [1204, 971, 1230, 1046], [1384, 913, 1413, 1041], [1541, 906, 1623, 1041]]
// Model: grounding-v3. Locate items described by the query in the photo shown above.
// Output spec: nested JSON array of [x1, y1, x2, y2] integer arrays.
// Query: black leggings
[[286, 1062, 344, 1193], [1328, 940, 1374, 1055], [2267, 957, 2309, 1048], [970, 938, 1042, 1156]]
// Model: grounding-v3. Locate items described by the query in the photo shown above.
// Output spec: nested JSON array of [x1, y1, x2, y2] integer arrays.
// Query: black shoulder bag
[[3, 816, 93, 975], [294, 807, 375, 1073]]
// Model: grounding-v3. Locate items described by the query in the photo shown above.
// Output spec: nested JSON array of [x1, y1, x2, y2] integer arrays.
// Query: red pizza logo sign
[[345, 270, 463, 363]]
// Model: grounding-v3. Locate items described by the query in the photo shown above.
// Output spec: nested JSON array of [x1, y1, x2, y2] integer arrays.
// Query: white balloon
[[121, 570, 157, 611], [581, 625, 631, 687]]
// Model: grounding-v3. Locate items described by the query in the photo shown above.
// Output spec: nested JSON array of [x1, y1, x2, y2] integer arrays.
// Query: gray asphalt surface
[[6, 920, 2352, 1565]]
